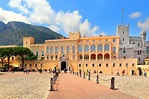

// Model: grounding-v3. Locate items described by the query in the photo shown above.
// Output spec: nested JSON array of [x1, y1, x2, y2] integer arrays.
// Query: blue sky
[[0, 0, 149, 40]]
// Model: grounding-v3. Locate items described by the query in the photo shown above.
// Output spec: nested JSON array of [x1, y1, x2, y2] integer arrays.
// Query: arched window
[[42, 50, 44, 56], [104, 44, 109, 50], [55, 55, 58, 60], [97, 45, 102, 51], [55, 47, 58, 53], [90, 45, 96, 52], [36, 51, 38, 56], [61, 46, 64, 53], [84, 45, 89, 52], [78, 54, 82, 59], [67, 46, 69, 53], [123, 47, 126, 53], [46, 47, 49, 53], [51, 55, 53, 60], [78, 45, 82, 52], [91, 54, 96, 59], [97, 54, 103, 59], [104, 53, 110, 59], [50, 47, 53, 53], [84, 54, 89, 59], [72, 46, 75, 53]]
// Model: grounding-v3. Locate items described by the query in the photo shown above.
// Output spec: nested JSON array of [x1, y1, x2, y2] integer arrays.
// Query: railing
[[71, 71, 116, 90]]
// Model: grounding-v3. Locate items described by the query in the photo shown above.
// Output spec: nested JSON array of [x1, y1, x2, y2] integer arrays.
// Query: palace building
[[0, 23, 149, 76]]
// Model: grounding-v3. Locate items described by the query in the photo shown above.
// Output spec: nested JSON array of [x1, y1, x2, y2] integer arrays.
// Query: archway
[[97, 53, 103, 59], [138, 67, 142, 75], [104, 53, 110, 60], [91, 54, 96, 60], [131, 70, 135, 75], [61, 61, 66, 71]]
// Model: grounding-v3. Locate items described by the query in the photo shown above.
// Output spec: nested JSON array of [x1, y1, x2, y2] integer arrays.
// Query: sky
[[0, 0, 149, 40]]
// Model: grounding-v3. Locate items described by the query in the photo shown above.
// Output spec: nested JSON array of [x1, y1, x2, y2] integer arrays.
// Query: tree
[[14, 47, 31, 68], [0, 48, 7, 67], [4, 47, 14, 67], [25, 51, 37, 60]]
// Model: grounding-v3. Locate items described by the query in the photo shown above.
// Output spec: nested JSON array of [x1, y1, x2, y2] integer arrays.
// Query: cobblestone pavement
[[48, 73, 138, 99], [0, 72, 53, 99]]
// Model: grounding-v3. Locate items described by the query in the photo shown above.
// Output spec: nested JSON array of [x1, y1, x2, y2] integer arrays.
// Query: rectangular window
[[72, 46, 75, 53], [119, 63, 122, 67], [113, 47, 116, 53], [132, 63, 134, 66], [113, 63, 115, 67], [113, 38, 116, 42], [138, 43, 140, 46], [36, 51, 38, 56]]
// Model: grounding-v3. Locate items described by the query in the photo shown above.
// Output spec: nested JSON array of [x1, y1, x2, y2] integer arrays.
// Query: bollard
[[77, 72, 78, 76], [50, 78, 54, 91], [83, 72, 85, 79], [88, 72, 90, 80], [96, 75, 99, 84], [110, 77, 115, 89]]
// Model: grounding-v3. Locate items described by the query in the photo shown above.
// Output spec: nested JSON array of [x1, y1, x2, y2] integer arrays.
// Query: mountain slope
[[0, 21, 63, 45]]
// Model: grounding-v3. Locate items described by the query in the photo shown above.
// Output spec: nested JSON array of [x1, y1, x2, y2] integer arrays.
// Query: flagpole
[[122, 8, 124, 25]]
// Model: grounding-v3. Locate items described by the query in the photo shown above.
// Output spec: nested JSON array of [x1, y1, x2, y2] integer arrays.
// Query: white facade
[[117, 24, 148, 64]]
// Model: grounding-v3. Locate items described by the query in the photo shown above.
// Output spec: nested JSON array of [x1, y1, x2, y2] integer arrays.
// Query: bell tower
[[23, 37, 34, 48]]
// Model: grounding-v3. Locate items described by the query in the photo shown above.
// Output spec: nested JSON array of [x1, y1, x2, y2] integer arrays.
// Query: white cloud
[[0, 8, 29, 23], [137, 18, 149, 31], [49, 25, 60, 32], [129, 12, 141, 18], [0, 0, 99, 36], [8, 0, 30, 14]]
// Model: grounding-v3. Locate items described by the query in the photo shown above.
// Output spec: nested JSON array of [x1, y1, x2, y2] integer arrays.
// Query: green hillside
[[0, 21, 63, 45]]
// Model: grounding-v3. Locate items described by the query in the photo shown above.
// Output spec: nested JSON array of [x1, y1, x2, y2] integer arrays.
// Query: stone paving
[[48, 73, 138, 99], [0, 72, 53, 99]]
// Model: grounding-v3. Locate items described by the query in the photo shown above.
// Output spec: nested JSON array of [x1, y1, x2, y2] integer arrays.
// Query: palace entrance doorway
[[61, 61, 66, 71]]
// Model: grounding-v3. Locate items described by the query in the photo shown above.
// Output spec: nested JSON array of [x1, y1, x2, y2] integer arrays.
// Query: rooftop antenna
[[122, 8, 124, 25]]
